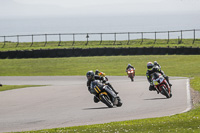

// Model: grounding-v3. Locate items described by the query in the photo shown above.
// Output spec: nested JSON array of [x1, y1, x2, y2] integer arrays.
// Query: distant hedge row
[[0, 47, 200, 59]]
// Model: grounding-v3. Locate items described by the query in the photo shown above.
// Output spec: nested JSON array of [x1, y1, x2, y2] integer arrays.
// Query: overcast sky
[[1, 0, 200, 18]]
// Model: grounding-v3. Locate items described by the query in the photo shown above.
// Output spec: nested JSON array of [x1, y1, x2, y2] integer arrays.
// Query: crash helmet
[[95, 69, 99, 75], [86, 70, 95, 81], [147, 62, 154, 71], [154, 61, 158, 65], [128, 64, 131, 67]]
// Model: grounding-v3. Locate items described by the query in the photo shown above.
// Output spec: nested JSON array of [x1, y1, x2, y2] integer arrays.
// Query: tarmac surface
[[0, 76, 191, 133]]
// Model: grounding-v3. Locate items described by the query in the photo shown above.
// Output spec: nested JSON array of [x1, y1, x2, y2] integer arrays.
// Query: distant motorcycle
[[127, 68, 135, 82], [151, 72, 172, 98], [90, 80, 122, 108]]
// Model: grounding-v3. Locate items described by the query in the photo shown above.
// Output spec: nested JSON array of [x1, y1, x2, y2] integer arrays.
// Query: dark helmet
[[128, 64, 131, 67], [95, 69, 99, 75], [86, 71, 95, 81], [147, 62, 154, 71]]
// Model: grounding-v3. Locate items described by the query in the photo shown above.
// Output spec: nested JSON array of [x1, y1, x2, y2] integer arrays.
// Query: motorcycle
[[90, 80, 122, 108], [151, 72, 172, 98], [127, 68, 135, 82], [97, 71, 108, 81]]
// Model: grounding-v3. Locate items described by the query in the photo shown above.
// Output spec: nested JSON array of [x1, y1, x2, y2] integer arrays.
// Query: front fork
[[154, 85, 160, 94]]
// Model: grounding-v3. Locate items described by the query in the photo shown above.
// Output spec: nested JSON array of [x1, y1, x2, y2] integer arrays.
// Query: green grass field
[[0, 55, 200, 133], [0, 85, 42, 92], [0, 39, 200, 51], [0, 55, 200, 77]]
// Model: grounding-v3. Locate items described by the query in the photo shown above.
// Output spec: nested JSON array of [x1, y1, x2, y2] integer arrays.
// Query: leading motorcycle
[[151, 72, 172, 98], [127, 68, 135, 82], [90, 80, 122, 108]]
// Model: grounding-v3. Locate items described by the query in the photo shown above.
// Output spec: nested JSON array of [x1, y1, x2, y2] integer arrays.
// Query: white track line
[[181, 78, 192, 113]]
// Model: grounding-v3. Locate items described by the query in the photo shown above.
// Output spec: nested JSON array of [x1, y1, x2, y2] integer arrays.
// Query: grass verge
[[0, 85, 43, 92]]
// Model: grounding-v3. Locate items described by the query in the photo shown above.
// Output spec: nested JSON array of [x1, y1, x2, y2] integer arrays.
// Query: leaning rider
[[153, 61, 161, 69], [95, 69, 118, 94], [146, 62, 172, 91], [86, 70, 118, 103]]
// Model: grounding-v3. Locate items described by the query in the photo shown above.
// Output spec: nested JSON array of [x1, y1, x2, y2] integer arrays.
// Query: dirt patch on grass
[[191, 88, 200, 108]]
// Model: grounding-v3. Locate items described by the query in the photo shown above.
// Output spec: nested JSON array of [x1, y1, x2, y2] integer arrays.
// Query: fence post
[[167, 31, 169, 44], [193, 29, 195, 44], [44, 34, 47, 46], [127, 32, 130, 45], [154, 32, 156, 44], [58, 34, 61, 46], [2, 36, 6, 48], [141, 32, 143, 44], [100, 33, 102, 45], [113, 33, 116, 45], [16, 35, 19, 47], [178, 36, 180, 44], [72, 34, 75, 46], [180, 30, 182, 44], [30, 35, 34, 47], [86, 33, 89, 45]]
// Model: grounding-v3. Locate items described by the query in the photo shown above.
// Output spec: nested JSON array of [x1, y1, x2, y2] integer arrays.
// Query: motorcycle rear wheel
[[116, 97, 122, 107]]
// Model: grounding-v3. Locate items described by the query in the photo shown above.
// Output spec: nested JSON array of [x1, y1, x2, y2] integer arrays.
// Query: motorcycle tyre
[[129, 74, 134, 82], [116, 97, 123, 107], [100, 94, 113, 108], [131, 77, 134, 82], [161, 86, 171, 98]]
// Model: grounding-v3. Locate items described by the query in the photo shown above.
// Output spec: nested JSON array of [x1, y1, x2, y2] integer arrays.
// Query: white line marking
[[181, 78, 192, 113]]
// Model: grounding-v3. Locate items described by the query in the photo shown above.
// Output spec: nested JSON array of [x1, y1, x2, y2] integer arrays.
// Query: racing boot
[[149, 85, 156, 91], [149, 85, 159, 94], [165, 76, 172, 87], [93, 95, 100, 103]]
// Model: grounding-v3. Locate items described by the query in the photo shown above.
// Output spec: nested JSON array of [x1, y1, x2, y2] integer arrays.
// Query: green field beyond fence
[[0, 29, 200, 51]]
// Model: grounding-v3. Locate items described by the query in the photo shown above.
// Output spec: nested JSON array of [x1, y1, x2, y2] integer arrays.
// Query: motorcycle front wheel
[[128, 74, 134, 82], [131, 77, 134, 82], [99, 94, 113, 108], [161, 86, 171, 98]]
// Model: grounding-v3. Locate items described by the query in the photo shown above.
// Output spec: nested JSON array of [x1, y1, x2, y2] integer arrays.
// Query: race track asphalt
[[0, 76, 191, 133]]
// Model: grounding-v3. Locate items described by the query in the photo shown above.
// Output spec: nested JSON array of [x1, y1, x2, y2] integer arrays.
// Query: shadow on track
[[83, 107, 109, 110], [144, 97, 168, 100]]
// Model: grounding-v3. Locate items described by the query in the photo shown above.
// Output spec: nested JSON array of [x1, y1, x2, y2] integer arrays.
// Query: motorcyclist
[[126, 64, 135, 77], [126, 64, 135, 72], [95, 69, 107, 79], [86, 70, 118, 103], [154, 61, 161, 69], [95, 69, 118, 94], [146, 62, 172, 91]]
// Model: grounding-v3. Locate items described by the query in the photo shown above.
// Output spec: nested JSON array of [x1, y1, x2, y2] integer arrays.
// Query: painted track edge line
[[180, 78, 192, 113]]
